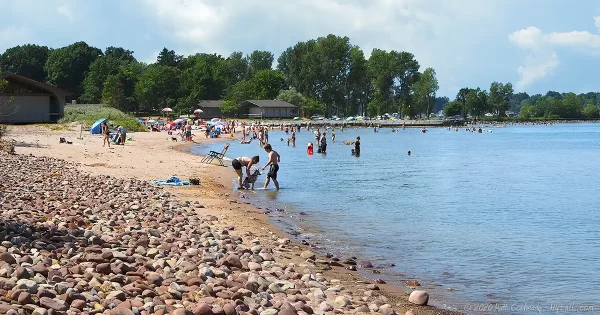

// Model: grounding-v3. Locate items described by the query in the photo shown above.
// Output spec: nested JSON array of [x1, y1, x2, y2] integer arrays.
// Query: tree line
[[2, 37, 596, 119], [0, 36, 442, 118], [443, 86, 600, 120]]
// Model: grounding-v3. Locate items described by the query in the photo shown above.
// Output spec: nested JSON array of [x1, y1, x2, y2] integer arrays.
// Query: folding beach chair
[[201, 143, 230, 166]]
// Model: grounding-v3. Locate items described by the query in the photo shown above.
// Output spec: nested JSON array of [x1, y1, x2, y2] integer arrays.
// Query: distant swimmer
[[408, 150, 411, 156], [421, 127, 427, 133], [240, 138, 253, 144], [332, 130, 336, 143]]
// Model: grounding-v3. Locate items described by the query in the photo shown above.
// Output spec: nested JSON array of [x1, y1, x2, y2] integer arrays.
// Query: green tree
[[488, 82, 513, 117], [134, 65, 182, 112], [104, 46, 135, 62], [156, 48, 182, 67], [443, 101, 463, 117], [367, 49, 396, 116], [303, 98, 326, 117], [0, 44, 50, 82], [277, 88, 307, 116], [221, 80, 255, 116], [81, 56, 131, 103], [251, 69, 285, 99], [519, 105, 536, 119], [45, 41, 102, 100], [509, 92, 529, 112], [466, 88, 488, 118], [179, 53, 229, 112], [347, 47, 371, 116], [582, 103, 600, 119], [559, 93, 583, 118], [102, 74, 126, 109], [247, 50, 274, 77], [455, 88, 472, 118], [226, 52, 249, 86], [414, 67, 439, 118]]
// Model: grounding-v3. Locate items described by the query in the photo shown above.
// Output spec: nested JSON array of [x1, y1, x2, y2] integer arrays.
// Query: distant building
[[0, 74, 69, 123], [197, 100, 223, 119], [240, 100, 297, 118]]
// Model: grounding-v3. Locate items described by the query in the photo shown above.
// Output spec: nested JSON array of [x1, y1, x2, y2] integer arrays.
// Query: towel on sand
[[152, 176, 190, 186]]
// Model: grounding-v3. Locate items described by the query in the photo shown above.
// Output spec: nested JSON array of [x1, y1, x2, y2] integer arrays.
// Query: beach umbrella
[[173, 118, 183, 123], [162, 108, 173, 112], [194, 109, 203, 114], [211, 118, 220, 122]]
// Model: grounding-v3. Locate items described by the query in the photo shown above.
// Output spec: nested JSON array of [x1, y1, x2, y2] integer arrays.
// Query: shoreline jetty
[[1, 126, 460, 315]]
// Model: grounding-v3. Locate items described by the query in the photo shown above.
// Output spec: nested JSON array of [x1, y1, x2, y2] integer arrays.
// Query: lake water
[[191, 123, 600, 314]]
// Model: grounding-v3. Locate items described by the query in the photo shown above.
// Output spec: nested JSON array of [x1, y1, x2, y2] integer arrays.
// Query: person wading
[[262, 144, 281, 190]]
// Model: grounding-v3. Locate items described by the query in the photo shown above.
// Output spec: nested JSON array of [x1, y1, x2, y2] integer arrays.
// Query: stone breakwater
[[0, 154, 435, 315]]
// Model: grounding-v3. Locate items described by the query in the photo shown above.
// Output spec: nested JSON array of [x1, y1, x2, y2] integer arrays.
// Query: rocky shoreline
[[0, 153, 451, 315]]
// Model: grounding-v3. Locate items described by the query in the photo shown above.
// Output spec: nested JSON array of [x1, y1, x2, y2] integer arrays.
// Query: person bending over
[[232, 156, 259, 189]]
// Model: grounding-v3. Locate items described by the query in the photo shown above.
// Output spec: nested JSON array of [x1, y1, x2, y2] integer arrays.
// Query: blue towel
[[152, 177, 190, 186]]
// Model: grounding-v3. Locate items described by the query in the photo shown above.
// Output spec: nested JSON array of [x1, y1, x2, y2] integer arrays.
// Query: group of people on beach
[[101, 121, 127, 147]]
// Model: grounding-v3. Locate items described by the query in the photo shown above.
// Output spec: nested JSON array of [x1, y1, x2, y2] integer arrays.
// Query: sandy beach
[[1, 125, 459, 315]]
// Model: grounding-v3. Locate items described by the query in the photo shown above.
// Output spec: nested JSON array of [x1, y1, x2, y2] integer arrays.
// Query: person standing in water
[[331, 129, 336, 143], [319, 131, 327, 153], [352, 136, 360, 156], [262, 144, 280, 190], [291, 128, 296, 147], [232, 156, 260, 190]]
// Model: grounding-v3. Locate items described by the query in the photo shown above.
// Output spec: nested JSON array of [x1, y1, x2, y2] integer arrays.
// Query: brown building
[[197, 100, 223, 119], [0, 74, 69, 123], [240, 100, 297, 118]]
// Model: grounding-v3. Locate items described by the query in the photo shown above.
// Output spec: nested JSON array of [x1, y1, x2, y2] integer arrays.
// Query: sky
[[1, 0, 600, 98]]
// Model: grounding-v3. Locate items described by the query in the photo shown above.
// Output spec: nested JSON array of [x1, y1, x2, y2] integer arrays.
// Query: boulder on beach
[[408, 290, 429, 306]]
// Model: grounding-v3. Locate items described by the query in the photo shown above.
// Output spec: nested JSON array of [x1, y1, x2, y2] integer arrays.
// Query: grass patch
[[60, 106, 147, 132]]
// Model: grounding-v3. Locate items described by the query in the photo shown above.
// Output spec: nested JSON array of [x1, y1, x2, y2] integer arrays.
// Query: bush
[[59, 106, 147, 132]]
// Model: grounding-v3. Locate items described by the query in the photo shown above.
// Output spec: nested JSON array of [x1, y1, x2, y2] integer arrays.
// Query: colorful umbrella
[[194, 109, 203, 114], [162, 108, 173, 112], [173, 119, 183, 123]]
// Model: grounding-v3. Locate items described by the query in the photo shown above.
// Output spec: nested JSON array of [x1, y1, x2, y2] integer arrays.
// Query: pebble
[[0, 154, 426, 315]]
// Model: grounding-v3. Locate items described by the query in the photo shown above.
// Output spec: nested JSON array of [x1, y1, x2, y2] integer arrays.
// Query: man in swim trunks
[[232, 156, 260, 190], [262, 144, 280, 190]]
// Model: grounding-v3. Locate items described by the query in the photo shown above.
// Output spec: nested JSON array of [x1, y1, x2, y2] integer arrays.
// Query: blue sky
[[1, 0, 600, 98]]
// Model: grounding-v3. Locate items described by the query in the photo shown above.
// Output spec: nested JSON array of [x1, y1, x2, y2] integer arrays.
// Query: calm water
[[192, 124, 600, 314]]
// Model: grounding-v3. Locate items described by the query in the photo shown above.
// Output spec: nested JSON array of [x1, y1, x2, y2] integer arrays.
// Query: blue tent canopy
[[90, 118, 108, 134]]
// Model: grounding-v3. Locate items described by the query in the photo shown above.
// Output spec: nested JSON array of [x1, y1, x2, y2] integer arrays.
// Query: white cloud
[[137, 0, 510, 96], [510, 16, 600, 90], [0, 26, 31, 52], [515, 52, 559, 91], [57, 3, 74, 22], [509, 26, 543, 50]]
